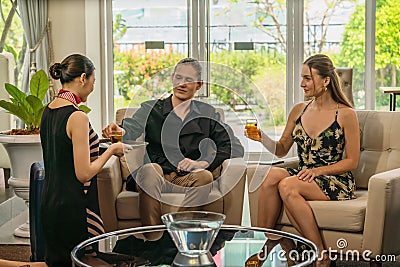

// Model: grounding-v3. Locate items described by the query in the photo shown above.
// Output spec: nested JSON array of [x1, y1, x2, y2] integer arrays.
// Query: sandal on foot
[[245, 239, 281, 267]]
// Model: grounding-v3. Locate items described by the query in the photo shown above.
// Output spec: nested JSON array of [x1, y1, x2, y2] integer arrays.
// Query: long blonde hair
[[304, 54, 353, 108]]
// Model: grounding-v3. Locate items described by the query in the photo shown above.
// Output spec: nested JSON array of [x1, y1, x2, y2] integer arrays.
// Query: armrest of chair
[[362, 168, 400, 256], [275, 156, 299, 169], [218, 158, 246, 225], [97, 156, 123, 232]]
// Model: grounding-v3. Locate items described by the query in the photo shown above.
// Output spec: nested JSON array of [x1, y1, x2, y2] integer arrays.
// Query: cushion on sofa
[[278, 190, 367, 232]]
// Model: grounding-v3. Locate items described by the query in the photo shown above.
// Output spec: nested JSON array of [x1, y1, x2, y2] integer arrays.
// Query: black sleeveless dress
[[40, 105, 105, 267], [286, 101, 356, 200]]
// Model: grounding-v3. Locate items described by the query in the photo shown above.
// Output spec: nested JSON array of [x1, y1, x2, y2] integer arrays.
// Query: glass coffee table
[[71, 225, 317, 267]]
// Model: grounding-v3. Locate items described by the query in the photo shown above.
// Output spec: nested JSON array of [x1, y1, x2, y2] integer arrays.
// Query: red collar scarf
[[57, 89, 82, 106]]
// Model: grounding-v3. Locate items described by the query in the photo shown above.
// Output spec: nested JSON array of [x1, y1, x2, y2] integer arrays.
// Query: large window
[[112, 0, 188, 109], [303, 0, 366, 109], [374, 0, 399, 109], [112, 0, 286, 158], [111, 0, 399, 154]]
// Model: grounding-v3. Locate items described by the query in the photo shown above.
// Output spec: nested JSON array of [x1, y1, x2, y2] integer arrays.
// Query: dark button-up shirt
[[122, 95, 244, 174]]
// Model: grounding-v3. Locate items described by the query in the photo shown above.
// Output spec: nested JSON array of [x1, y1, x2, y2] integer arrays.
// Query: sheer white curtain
[[18, 0, 51, 102]]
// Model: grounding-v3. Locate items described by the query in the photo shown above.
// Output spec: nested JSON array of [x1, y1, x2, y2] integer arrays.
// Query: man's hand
[[102, 122, 125, 138], [177, 158, 210, 172]]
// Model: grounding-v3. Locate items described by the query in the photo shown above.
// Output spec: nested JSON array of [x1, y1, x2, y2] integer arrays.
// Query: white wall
[[48, 0, 106, 134], [48, 0, 86, 63]]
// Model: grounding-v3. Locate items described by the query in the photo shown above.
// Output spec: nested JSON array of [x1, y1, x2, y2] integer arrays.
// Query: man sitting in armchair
[[102, 58, 244, 238]]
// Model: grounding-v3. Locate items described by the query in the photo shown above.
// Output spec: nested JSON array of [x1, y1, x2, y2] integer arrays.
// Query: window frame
[[98, 0, 376, 134]]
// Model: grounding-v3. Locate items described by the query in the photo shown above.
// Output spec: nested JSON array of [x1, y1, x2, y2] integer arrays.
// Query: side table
[[381, 87, 400, 111]]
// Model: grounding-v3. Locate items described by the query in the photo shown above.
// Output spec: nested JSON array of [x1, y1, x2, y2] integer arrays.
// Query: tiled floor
[[0, 168, 399, 266], [0, 169, 30, 245]]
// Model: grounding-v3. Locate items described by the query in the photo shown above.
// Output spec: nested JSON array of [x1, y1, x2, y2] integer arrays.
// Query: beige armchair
[[98, 108, 247, 232], [247, 110, 400, 263]]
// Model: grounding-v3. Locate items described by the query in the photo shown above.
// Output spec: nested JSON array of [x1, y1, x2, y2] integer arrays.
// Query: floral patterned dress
[[286, 102, 356, 200]]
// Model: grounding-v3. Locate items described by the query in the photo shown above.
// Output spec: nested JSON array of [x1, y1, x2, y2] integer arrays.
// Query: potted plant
[[0, 69, 48, 238], [0, 69, 49, 135]]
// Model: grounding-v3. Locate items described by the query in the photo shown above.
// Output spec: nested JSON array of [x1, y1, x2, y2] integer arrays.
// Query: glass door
[[111, 0, 286, 160], [303, 0, 366, 109], [207, 0, 287, 160], [112, 0, 189, 110]]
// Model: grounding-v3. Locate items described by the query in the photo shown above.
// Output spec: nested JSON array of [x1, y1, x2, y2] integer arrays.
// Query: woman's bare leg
[[0, 259, 47, 267], [284, 208, 304, 236], [278, 176, 330, 266], [256, 167, 291, 230], [247, 168, 300, 265]]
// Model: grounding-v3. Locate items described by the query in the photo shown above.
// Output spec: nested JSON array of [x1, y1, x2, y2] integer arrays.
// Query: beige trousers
[[135, 163, 221, 226]]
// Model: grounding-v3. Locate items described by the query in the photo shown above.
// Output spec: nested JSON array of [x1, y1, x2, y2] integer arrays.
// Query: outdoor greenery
[[113, 46, 183, 107], [228, 0, 358, 56], [338, 0, 400, 109], [2, 0, 398, 129], [112, 0, 399, 126], [0, 0, 25, 87], [113, 45, 286, 127]]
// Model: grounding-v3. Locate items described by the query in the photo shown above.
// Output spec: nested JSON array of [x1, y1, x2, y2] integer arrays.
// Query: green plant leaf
[[4, 44, 17, 61], [30, 70, 49, 102], [78, 105, 91, 114], [0, 100, 30, 126], [34, 105, 47, 128], [26, 95, 46, 129], [26, 95, 43, 113], [4, 83, 33, 114], [4, 83, 28, 104]]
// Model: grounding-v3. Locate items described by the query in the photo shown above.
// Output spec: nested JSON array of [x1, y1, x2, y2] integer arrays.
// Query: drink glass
[[110, 130, 123, 143], [161, 211, 225, 266], [245, 119, 261, 141]]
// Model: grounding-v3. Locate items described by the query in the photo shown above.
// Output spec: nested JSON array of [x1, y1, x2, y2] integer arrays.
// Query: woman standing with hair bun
[[40, 54, 129, 266]]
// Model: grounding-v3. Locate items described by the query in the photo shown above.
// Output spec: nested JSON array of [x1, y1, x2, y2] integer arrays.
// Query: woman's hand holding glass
[[101, 123, 132, 157], [245, 119, 262, 142]]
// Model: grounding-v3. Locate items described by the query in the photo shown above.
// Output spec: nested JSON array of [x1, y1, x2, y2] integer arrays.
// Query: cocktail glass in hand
[[245, 119, 261, 141], [110, 130, 123, 143], [161, 211, 225, 267]]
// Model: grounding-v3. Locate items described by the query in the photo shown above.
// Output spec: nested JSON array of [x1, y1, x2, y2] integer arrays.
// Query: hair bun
[[49, 63, 62, 80]]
